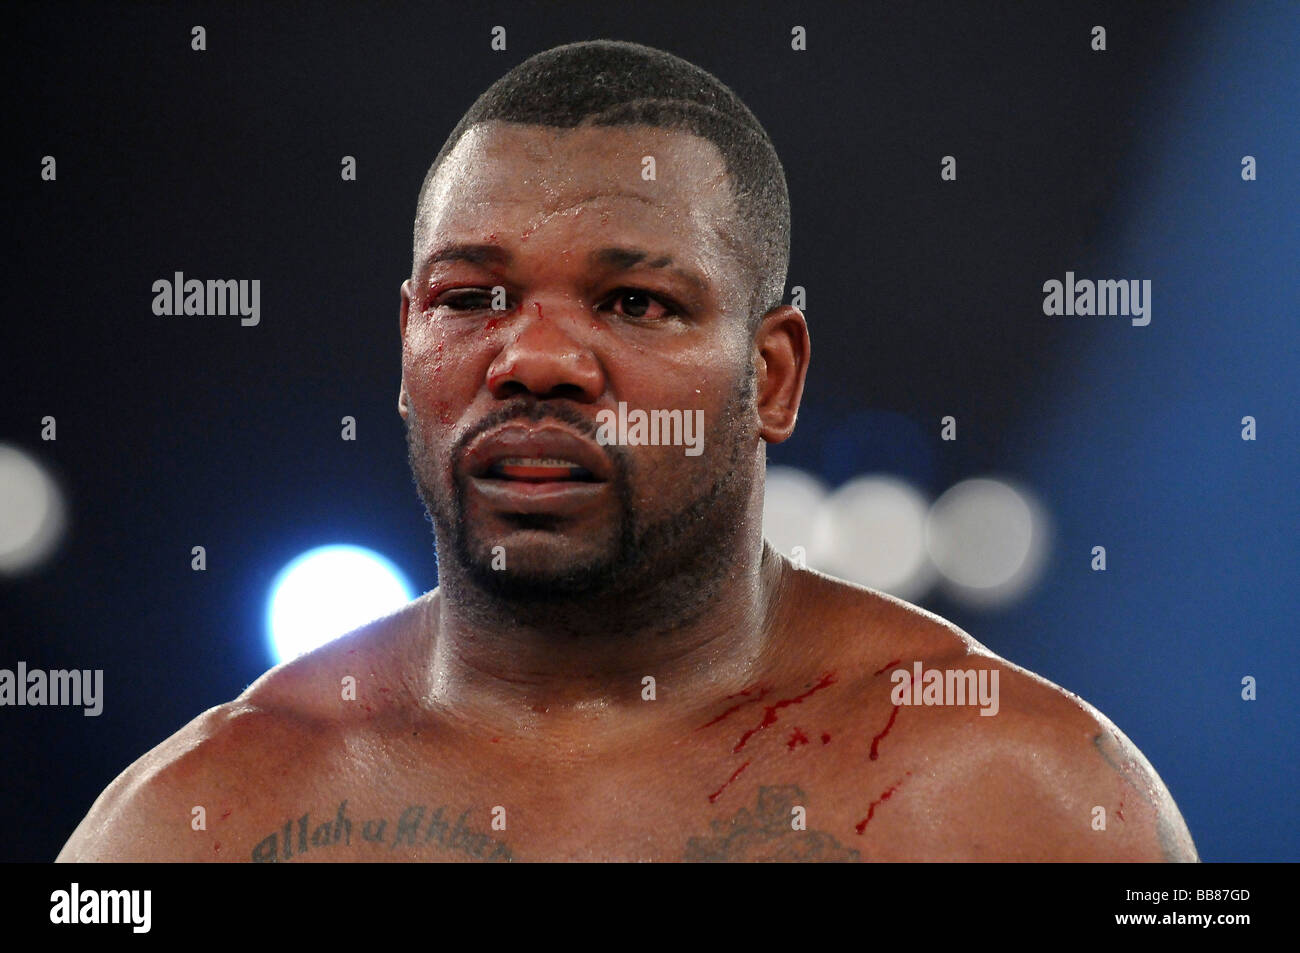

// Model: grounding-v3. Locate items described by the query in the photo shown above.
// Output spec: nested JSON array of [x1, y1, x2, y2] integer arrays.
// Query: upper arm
[[1077, 721, 1199, 862], [57, 706, 217, 862], [880, 638, 1200, 862], [826, 594, 1199, 862], [57, 766, 192, 862], [973, 693, 1200, 862], [56, 701, 310, 862]]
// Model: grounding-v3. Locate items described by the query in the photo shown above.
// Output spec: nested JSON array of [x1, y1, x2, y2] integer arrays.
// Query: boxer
[[59, 40, 1197, 862]]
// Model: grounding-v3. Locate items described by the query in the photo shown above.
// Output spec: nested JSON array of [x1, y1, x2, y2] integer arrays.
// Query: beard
[[405, 370, 757, 619]]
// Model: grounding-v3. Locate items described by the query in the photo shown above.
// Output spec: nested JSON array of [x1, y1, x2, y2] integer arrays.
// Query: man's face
[[400, 121, 760, 603]]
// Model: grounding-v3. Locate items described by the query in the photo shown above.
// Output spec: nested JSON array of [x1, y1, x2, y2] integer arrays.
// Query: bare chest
[[235, 679, 943, 862]]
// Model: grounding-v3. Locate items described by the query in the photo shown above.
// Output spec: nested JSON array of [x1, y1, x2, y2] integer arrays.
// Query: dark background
[[4, 0, 1296, 862]]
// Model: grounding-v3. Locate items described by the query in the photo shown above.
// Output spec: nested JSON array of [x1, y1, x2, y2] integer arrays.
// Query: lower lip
[[468, 476, 609, 513]]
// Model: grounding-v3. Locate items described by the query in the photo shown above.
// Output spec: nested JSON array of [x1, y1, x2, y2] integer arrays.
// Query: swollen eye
[[442, 292, 496, 310]]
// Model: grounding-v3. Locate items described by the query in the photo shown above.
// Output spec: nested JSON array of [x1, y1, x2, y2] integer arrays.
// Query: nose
[[486, 301, 605, 402]]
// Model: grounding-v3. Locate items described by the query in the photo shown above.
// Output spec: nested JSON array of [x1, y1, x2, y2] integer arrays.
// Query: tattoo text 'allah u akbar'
[[249, 799, 512, 862], [683, 785, 861, 862]]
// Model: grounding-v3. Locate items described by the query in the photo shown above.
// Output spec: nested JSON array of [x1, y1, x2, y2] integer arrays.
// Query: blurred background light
[[926, 476, 1050, 609], [762, 465, 830, 558], [809, 474, 936, 600], [765, 463, 1054, 610], [266, 544, 414, 664], [0, 444, 67, 576]]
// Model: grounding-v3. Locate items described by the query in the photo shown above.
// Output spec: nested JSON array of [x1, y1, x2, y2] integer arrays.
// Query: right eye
[[434, 290, 499, 311]]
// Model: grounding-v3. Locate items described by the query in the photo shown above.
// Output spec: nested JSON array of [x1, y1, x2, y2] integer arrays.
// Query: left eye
[[436, 290, 497, 311], [603, 289, 676, 320]]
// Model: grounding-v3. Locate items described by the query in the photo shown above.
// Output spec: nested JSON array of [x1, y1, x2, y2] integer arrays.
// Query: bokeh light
[[926, 476, 1050, 609], [0, 444, 66, 576], [267, 544, 415, 664], [809, 475, 936, 600]]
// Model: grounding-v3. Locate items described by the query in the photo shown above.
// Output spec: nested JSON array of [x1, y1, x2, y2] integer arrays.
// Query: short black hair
[[413, 39, 791, 325]]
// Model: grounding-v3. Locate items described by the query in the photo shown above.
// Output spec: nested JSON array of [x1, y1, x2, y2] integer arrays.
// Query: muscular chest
[[239, 681, 921, 862]]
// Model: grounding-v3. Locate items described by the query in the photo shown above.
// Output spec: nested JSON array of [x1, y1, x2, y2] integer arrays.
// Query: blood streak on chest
[[854, 772, 912, 834], [869, 705, 901, 761], [707, 761, 751, 803], [695, 683, 772, 730], [873, 658, 901, 677], [787, 727, 810, 749], [732, 672, 837, 753]]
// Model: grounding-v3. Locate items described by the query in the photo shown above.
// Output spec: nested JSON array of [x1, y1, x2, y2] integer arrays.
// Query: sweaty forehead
[[415, 122, 744, 270]]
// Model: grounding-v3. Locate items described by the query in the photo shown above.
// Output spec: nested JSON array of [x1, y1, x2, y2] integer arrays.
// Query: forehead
[[415, 121, 745, 278]]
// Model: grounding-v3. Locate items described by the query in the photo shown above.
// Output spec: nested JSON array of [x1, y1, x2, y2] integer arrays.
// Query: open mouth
[[486, 457, 599, 483], [462, 424, 614, 502]]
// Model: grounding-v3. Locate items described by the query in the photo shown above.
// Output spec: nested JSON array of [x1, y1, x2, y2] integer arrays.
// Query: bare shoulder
[[791, 565, 1198, 861], [55, 699, 320, 862], [239, 590, 435, 718], [56, 595, 432, 862]]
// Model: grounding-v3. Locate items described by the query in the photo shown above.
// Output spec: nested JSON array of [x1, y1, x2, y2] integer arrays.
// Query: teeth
[[486, 456, 597, 482], [498, 457, 579, 467]]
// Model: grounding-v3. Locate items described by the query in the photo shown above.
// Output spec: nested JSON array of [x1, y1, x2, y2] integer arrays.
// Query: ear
[[753, 304, 810, 444], [400, 278, 414, 338], [398, 279, 413, 420]]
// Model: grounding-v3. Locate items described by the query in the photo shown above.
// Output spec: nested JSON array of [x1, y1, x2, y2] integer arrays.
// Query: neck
[[420, 529, 788, 732]]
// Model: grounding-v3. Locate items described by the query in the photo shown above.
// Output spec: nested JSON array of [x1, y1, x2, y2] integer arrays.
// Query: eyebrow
[[423, 243, 511, 269], [421, 243, 708, 292], [588, 247, 707, 292]]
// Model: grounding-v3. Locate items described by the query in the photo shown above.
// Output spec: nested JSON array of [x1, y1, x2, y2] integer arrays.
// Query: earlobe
[[755, 305, 810, 445]]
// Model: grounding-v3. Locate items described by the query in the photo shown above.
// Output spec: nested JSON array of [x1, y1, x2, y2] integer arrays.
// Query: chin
[[457, 530, 620, 597], [468, 561, 622, 602]]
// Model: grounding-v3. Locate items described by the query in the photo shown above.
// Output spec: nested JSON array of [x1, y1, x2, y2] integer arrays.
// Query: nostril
[[539, 383, 589, 401], [491, 379, 530, 399]]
